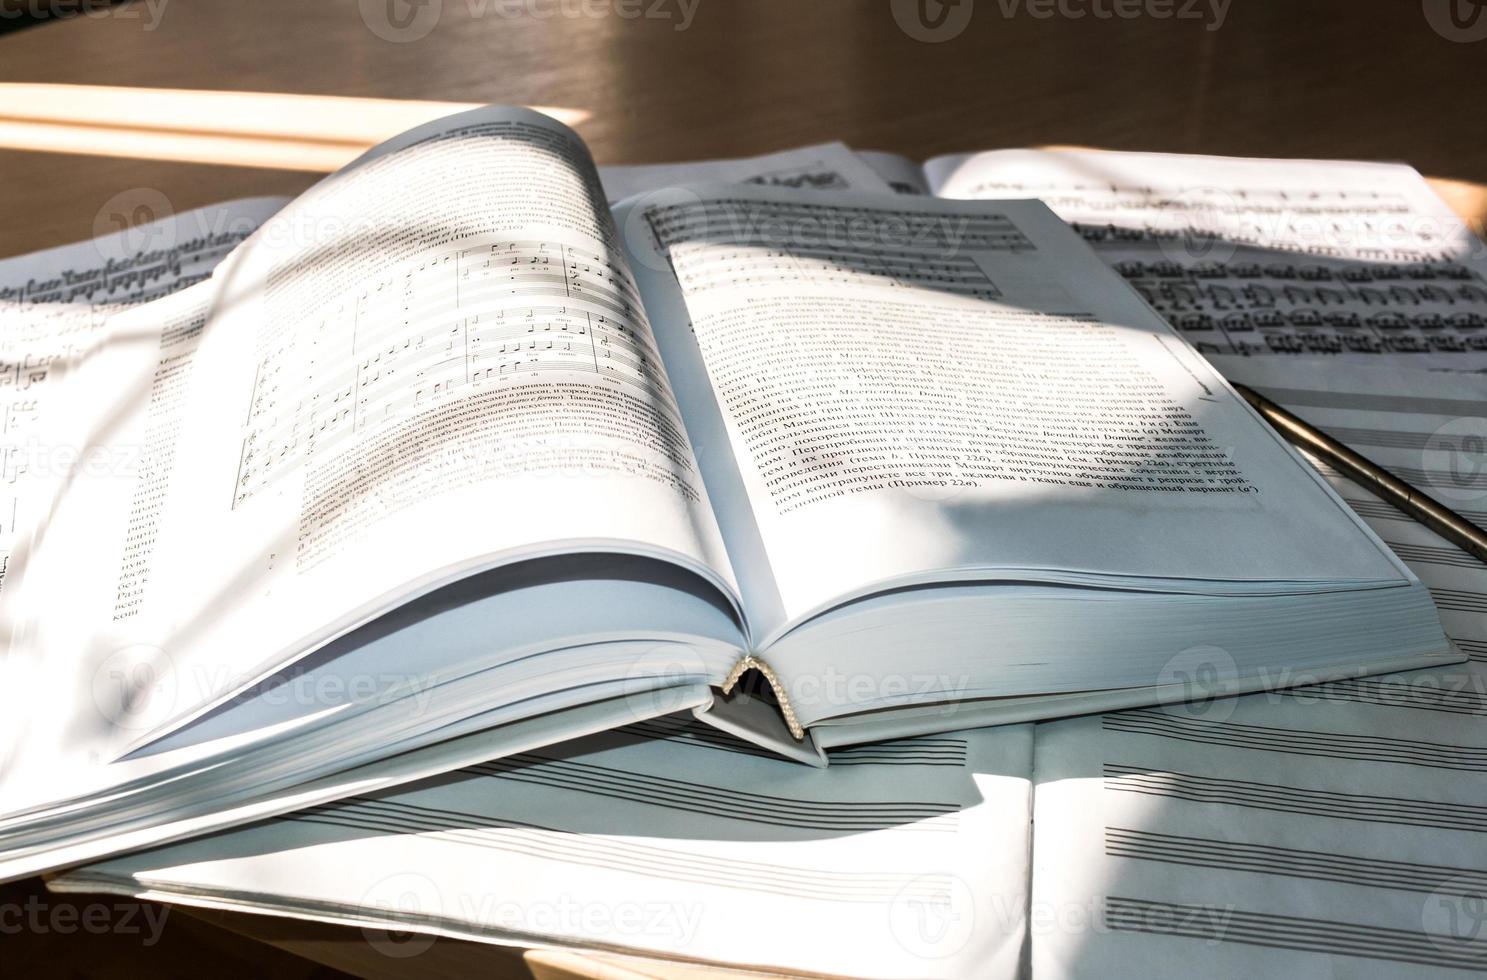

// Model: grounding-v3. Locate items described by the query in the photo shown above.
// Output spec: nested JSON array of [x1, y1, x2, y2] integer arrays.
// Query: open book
[[52, 361, 1487, 980], [0, 108, 1452, 882]]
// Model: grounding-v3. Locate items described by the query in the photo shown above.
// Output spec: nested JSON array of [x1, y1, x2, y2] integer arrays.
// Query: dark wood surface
[[4, 1, 1486, 976], [3, 0, 1487, 258]]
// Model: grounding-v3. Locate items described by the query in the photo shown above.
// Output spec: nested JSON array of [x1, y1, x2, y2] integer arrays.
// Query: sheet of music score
[[234, 239, 667, 506], [0, 199, 284, 586], [930, 152, 1487, 363]]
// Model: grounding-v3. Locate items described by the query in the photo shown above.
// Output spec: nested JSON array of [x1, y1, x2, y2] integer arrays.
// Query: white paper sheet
[[52, 719, 1035, 980], [1030, 359, 1487, 978]]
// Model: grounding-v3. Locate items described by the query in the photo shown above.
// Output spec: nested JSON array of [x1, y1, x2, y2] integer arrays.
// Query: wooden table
[[4, 0, 1487, 260], [4, 1, 1486, 976]]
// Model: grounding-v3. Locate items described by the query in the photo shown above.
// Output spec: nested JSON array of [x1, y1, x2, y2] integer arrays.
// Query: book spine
[[720, 655, 805, 741]]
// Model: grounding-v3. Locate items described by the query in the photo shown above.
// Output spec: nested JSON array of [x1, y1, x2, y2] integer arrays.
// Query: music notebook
[[0, 107, 1452, 883]]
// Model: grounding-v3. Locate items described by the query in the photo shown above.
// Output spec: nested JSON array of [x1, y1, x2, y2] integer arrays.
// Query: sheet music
[[928, 149, 1487, 366], [0, 197, 285, 589], [231, 239, 667, 509], [597, 142, 891, 203], [1028, 360, 1487, 978], [51, 718, 1035, 980]]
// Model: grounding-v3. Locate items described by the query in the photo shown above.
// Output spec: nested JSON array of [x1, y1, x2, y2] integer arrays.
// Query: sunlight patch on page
[[0, 85, 589, 170]]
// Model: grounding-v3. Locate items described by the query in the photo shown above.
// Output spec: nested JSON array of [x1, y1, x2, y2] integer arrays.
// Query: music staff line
[[232, 239, 665, 507]]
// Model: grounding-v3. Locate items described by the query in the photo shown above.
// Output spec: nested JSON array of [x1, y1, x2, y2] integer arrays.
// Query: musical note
[[233, 239, 667, 503]]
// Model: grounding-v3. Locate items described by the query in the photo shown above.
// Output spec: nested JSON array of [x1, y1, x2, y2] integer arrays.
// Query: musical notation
[[0, 227, 248, 414], [1106, 252, 1487, 356], [963, 176, 1487, 358], [233, 239, 666, 505], [0, 225, 255, 587]]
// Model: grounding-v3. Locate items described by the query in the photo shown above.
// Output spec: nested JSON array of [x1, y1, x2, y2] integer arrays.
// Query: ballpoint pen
[[1232, 381, 1487, 568]]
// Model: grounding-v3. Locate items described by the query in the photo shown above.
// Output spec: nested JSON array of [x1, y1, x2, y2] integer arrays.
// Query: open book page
[[616, 186, 1411, 642], [21, 106, 741, 741], [1028, 361, 1487, 979], [598, 142, 891, 203], [0, 197, 285, 591], [49, 719, 1035, 980], [927, 149, 1487, 366], [0, 130, 901, 879]]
